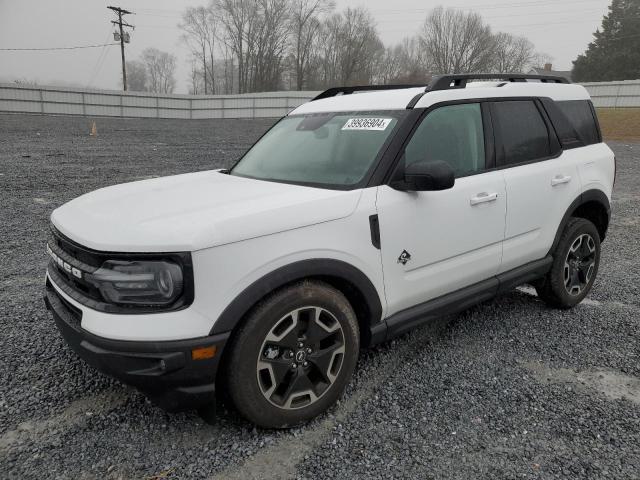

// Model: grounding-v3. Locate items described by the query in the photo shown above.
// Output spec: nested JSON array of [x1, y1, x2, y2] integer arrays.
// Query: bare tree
[[214, 0, 294, 92], [289, 0, 334, 90], [373, 45, 403, 84], [180, 6, 217, 94], [340, 8, 382, 84], [141, 48, 177, 94], [316, 7, 382, 86], [187, 56, 205, 94], [213, 0, 259, 93], [252, 0, 291, 91], [218, 41, 236, 94], [491, 33, 537, 73], [125, 60, 148, 92], [420, 7, 496, 74], [395, 37, 431, 83]]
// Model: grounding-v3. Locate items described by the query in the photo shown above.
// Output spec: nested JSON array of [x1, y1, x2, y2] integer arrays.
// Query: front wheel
[[225, 281, 359, 428], [536, 217, 601, 309]]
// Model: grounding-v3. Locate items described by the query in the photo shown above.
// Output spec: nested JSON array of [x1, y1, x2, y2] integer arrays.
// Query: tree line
[[572, 0, 640, 82], [126, 3, 549, 94], [181, 2, 547, 94]]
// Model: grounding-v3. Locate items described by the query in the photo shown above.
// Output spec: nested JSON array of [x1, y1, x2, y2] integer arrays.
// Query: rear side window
[[557, 100, 600, 145], [492, 100, 551, 165]]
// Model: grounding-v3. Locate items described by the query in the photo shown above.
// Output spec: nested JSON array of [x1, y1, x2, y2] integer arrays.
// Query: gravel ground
[[0, 114, 638, 480]]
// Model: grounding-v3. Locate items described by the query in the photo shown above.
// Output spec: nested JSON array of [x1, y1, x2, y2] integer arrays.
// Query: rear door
[[492, 99, 582, 273]]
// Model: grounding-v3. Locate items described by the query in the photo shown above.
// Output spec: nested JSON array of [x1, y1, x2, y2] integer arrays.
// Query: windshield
[[231, 111, 405, 188]]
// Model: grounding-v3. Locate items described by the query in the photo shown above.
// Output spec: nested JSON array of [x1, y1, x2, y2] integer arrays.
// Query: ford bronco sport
[[45, 74, 615, 428]]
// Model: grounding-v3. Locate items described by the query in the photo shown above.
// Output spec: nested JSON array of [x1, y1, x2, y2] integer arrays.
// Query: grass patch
[[596, 108, 640, 141]]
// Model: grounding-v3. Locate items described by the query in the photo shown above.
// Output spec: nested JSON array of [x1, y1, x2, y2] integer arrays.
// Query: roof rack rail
[[427, 73, 570, 92], [311, 84, 426, 101]]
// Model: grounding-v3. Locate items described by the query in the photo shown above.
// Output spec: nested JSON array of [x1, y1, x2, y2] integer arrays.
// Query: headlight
[[86, 260, 184, 307]]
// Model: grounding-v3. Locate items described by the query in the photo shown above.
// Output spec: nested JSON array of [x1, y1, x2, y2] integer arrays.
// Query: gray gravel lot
[[0, 113, 639, 479]]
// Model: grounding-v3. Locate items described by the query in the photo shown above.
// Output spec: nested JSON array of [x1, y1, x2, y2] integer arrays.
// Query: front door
[[376, 102, 506, 317]]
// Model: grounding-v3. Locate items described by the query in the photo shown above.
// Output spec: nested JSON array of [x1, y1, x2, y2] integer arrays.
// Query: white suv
[[45, 74, 615, 428]]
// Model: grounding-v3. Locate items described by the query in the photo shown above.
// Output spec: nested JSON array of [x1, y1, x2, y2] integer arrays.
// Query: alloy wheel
[[256, 307, 345, 410], [563, 233, 597, 296]]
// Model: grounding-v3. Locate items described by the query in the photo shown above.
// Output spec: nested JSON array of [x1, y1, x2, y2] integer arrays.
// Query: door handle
[[470, 192, 498, 206], [551, 175, 572, 186]]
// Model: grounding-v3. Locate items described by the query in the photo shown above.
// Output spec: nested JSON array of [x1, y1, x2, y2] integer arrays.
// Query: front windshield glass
[[231, 111, 405, 188]]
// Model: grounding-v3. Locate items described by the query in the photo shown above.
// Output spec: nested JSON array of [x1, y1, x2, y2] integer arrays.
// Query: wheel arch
[[209, 259, 384, 348], [549, 189, 611, 256]]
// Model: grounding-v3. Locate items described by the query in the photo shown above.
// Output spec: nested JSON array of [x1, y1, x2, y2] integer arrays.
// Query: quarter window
[[557, 100, 600, 145], [492, 100, 551, 165], [402, 103, 486, 177]]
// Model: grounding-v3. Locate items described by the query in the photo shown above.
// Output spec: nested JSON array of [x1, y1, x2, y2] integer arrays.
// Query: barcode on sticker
[[342, 118, 392, 131]]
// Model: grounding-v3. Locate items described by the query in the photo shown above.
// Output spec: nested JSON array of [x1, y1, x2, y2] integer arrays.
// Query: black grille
[[48, 227, 104, 304], [49, 227, 103, 268]]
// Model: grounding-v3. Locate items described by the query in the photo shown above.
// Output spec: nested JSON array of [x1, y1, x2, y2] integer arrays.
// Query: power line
[[375, 7, 606, 21], [86, 31, 115, 88], [371, 0, 609, 13], [0, 43, 117, 51]]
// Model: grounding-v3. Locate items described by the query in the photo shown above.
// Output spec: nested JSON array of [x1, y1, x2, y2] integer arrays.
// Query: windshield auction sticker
[[342, 118, 392, 131]]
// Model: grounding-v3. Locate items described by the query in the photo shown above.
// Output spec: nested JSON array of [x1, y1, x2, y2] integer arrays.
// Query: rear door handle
[[551, 175, 572, 186], [470, 192, 498, 206]]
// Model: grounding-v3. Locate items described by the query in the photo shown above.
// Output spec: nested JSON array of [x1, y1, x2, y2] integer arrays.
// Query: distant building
[[528, 64, 572, 82]]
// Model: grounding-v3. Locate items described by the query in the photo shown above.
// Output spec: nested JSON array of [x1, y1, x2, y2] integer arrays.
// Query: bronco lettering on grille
[[47, 244, 83, 279]]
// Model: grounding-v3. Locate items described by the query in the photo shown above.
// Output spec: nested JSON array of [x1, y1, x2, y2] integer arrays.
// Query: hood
[[51, 171, 363, 252]]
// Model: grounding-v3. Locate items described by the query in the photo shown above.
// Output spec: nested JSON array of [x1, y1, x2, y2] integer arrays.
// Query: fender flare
[[210, 258, 384, 338], [548, 188, 611, 255]]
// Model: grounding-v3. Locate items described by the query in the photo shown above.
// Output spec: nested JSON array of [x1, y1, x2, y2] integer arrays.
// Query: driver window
[[403, 103, 486, 177]]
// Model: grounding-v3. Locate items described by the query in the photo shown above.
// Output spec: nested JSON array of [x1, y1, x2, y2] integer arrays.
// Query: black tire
[[225, 280, 359, 428], [536, 217, 601, 309]]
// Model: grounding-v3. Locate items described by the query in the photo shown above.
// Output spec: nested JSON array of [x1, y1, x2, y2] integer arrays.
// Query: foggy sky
[[0, 0, 611, 93]]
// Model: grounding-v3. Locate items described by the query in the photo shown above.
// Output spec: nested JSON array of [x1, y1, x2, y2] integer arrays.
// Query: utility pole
[[107, 6, 134, 91]]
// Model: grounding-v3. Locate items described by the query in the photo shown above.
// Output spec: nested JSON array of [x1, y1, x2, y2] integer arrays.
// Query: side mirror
[[397, 160, 455, 192]]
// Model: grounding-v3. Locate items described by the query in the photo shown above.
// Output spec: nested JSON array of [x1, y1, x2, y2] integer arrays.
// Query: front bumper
[[44, 278, 229, 412]]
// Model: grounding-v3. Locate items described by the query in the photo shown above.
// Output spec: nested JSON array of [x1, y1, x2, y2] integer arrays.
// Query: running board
[[371, 256, 553, 344]]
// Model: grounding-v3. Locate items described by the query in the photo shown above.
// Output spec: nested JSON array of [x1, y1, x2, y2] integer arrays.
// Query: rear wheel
[[225, 281, 359, 428], [535, 217, 601, 308]]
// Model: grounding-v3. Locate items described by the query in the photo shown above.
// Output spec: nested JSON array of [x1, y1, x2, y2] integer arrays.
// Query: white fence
[[0, 83, 319, 119], [582, 80, 640, 108], [0, 80, 638, 119]]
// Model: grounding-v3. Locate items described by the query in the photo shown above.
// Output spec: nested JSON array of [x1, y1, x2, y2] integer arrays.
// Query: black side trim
[[210, 259, 384, 336], [496, 257, 553, 294], [384, 278, 499, 340], [369, 215, 381, 249], [548, 189, 611, 254], [377, 256, 553, 343]]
